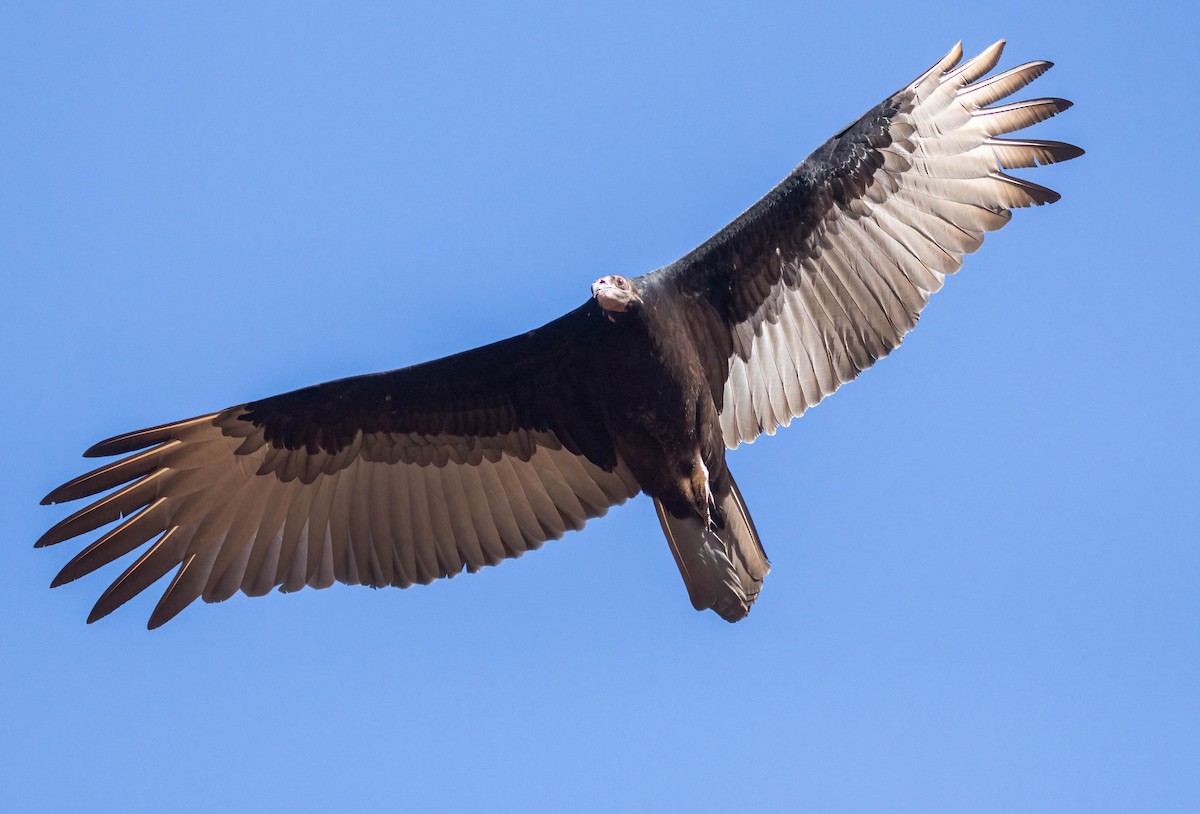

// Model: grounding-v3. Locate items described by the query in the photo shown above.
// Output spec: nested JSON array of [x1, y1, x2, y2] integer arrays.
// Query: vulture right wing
[[39, 302, 640, 627], [651, 41, 1081, 447]]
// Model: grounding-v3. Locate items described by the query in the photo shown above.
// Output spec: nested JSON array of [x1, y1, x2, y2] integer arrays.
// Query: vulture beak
[[591, 277, 623, 297]]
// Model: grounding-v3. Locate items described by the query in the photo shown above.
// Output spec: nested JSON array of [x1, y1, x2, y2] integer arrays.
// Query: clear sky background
[[3, 2, 1195, 811]]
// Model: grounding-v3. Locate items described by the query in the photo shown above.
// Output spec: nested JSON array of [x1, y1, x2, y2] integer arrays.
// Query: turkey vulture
[[39, 41, 1081, 628]]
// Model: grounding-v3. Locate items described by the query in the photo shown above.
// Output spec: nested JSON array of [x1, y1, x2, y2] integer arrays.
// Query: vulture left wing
[[649, 41, 1081, 447], [39, 303, 640, 627]]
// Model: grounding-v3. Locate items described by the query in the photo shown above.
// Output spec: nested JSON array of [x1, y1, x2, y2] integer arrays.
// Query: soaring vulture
[[39, 41, 1080, 628]]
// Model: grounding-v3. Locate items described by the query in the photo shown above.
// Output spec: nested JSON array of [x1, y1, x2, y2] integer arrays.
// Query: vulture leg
[[653, 472, 770, 622], [686, 448, 720, 531]]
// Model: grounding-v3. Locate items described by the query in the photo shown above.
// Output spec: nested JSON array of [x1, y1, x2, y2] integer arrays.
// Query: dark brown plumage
[[39, 41, 1080, 627]]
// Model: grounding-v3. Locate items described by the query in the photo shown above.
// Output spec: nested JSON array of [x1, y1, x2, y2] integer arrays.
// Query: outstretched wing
[[650, 41, 1082, 447], [39, 302, 640, 628]]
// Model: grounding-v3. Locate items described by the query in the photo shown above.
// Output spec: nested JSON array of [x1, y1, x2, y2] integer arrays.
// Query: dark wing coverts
[[40, 304, 639, 628], [650, 41, 1081, 446]]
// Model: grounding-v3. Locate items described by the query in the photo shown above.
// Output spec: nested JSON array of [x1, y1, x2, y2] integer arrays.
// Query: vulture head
[[591, 275, 642, 319]]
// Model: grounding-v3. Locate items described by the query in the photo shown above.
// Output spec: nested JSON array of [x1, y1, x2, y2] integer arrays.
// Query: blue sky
[[3, 2, 1195, 811]]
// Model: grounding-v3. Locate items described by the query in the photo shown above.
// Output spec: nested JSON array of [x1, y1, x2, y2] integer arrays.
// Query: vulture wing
[[649, 41, 1082, 447], [39, 303, 639, 627]]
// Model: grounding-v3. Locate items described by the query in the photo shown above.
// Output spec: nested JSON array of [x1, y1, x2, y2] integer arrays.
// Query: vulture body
[[39, 41, 1081, 627]]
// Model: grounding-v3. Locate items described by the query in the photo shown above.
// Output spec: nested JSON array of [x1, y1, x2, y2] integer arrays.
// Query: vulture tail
[[653, 474, 770, 622]]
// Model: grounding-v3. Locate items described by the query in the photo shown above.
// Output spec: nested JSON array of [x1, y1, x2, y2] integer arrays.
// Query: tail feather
[[654, 474, 769, 622]]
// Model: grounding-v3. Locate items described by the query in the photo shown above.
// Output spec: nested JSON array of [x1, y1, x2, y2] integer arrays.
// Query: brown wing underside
[[40, 300, 642, 627], [648, 41, 1081, 447]]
